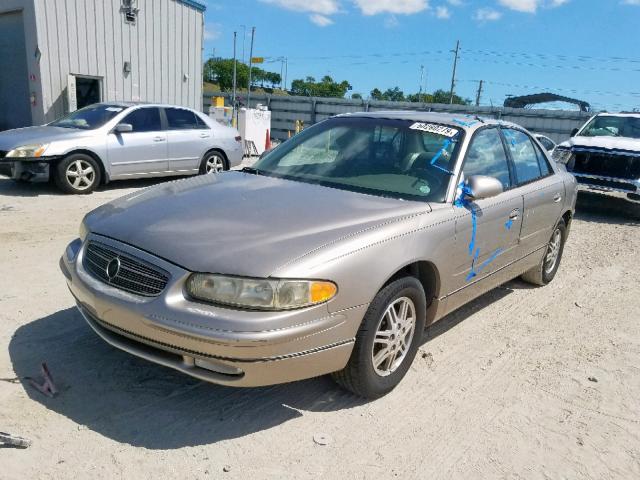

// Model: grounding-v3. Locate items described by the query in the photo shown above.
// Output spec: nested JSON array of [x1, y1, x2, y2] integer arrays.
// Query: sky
[[201, 0, 640, 112]]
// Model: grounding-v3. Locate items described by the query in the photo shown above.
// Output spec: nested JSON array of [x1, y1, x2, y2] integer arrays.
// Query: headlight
[[186, 274, 338, 310], [6, 144, 49, 158], [552, 148, 572, 164], [79, 220, 89, 241]]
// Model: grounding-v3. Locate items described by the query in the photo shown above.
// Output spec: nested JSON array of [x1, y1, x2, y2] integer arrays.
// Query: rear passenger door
[[502, 128, 564, 255], [446, 127, 523, 314], [164, 108, 212, 174], [106, 107, 168, 177]]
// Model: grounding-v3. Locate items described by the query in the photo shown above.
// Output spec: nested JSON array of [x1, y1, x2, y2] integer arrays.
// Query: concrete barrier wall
[[204, 93, 592, 144]]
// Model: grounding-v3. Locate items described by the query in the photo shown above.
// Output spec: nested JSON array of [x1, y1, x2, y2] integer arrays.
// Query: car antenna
[[474, 115, 485, 124]]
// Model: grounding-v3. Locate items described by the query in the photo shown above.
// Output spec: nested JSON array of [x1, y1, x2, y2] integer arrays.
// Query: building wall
[[32, 0, 204, 124]]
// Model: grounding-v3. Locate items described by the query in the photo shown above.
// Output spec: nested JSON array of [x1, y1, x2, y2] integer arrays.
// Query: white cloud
[[352, 0, 429, 15], [259, 0, 340, 15], [435, 5, 451, 18], [622, 0, 640, 5], [204, 22, 222, 40], [474, 7, 502, 21], [309, 13, 334, 25], [498, 0, 570, 13]]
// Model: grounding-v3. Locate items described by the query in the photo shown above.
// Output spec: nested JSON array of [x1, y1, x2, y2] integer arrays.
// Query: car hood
[[0, 125, 92, 151], [559, 136, 640, 153], [84, 172, 431, 277]]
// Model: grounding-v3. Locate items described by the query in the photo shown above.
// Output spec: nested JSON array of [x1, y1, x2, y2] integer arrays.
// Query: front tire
[[332, 276, 427, 399], [521, 218, 567, 286], [54, 154, 101, 194], [200, 151, 227, 174]]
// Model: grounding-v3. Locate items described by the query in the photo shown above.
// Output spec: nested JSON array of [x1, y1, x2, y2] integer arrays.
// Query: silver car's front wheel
[[332, 276, 427, 399], [201, 152, 226, 174], [372, 297, 417, 377], [54, 154, 101, 194]]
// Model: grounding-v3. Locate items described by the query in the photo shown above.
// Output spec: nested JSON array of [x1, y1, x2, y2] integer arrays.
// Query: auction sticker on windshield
[[409, 123, 459, 137]]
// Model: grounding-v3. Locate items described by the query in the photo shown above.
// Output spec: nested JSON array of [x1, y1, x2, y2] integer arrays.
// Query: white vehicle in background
[[553, 112, 640, 203], [534, 134, 556, 153], [0, 103, 243, 194]]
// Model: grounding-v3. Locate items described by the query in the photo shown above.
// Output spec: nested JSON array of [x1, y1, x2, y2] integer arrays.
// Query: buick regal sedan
[[61, 112, 577, 398], [0, 103, 243, 194]]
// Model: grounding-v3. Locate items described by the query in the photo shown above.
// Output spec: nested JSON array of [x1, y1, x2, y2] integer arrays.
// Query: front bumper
[[60, 234, 365, 387], [573, 173, 640, 203], [1, 156, 61, 182]]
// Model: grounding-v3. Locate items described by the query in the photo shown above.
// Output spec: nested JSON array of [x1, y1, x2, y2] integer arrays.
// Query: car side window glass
[[463, 128, 511, 189], [539, 137, 554, 151], [122, 108, 162, 133], [534, 144, 552, 176], [166, 108, 199, 130], [194, 114, 209, 129], [503, 129, 542, 184]]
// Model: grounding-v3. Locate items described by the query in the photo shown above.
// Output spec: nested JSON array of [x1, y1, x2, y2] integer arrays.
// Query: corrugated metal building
[[0, 0, 205, 131]]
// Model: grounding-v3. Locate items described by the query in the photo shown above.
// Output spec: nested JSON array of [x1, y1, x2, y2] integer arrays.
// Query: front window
[[253, 117, 463, 202], [50, 104, 126, 130], [578, 115, 640, 139]]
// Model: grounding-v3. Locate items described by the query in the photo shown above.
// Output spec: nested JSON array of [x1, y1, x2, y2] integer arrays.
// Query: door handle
[[153, 136, 166, 142], [553, 193, 562, 203], [509, 208, 520, 220], [199, 133, 210, 138]]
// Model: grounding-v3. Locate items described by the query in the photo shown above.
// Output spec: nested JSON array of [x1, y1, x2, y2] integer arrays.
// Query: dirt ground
[[1, 174, 639, 480]]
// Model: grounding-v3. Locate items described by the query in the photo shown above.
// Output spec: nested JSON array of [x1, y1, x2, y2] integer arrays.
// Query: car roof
[[335, 110, 521, 132], [94, 101, 198, 110]]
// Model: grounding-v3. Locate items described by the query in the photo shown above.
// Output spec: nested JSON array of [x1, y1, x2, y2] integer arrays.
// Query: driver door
[[445, 127, 523, 314], [107, 107, 168, 178]]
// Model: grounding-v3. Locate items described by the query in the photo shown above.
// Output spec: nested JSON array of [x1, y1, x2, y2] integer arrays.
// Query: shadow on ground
[[574, 191, 640, 225], [9, 308, 367, 449], [0, 176, 187, 198]]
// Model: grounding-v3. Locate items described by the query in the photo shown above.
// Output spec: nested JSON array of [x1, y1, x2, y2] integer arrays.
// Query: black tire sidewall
[[353, 277, 427, 398], [542, 219, 567, 284], [55, 154, 101, 194]]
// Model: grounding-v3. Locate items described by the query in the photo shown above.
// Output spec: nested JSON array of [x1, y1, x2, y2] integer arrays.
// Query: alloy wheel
[[205, 154, 225, 174], [372, 297, 417, 377], [65, 159, 96, 191], [544, 227, 562, 274]]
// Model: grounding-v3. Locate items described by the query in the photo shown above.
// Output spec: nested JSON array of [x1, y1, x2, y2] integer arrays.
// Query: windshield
[[579, 115, 640, 139], [253, 117, 463, 202], [50, 104, 126, 130]]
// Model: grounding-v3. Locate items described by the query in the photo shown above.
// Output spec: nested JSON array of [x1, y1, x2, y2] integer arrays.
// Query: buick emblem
[[106, 257, 121, 280]]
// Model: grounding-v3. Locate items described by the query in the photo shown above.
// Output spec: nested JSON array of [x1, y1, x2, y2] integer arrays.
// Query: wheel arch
[[381, 260, 441, 323], [202, 148, 229, 170]]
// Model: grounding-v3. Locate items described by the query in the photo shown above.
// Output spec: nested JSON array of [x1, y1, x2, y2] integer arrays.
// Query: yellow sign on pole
[[251, 57, 264, 64]]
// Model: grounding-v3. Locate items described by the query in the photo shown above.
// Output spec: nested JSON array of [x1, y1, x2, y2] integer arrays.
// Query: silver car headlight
[[186, 274, 338, 310], [552, 147, 572, 164], [6, 144, 49, 158]]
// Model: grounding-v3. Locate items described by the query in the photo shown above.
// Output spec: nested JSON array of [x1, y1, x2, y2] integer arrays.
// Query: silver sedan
[[61, 112, 577, 398], [0, 102, 243, 194]]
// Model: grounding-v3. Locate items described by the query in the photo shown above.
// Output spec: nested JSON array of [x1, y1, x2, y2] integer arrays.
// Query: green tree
[[203, 58, 282, 92], [290, 76, 351, 98], [370, 88, 383, 100], [382, 87, 405, 102], [351, 93, 363, 100]]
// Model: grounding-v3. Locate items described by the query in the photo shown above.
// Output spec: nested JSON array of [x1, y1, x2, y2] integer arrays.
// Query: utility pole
[[475, 80, 483, 107], [449, 40, 460, 105], [240, 25, 246, 64], [232, 31, 237, 112], [284, 57, 288, 92], [247, 26, 255, 107], [418, 65, 424, 103]]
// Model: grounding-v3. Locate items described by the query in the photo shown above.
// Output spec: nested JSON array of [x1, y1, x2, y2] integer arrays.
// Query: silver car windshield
[[49, 104, 126, 130], [254, 117, 463, 202], [579, 115, 640, 139]]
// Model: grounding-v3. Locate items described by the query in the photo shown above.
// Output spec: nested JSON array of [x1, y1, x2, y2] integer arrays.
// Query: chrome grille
[[83, 241, 169, 296]]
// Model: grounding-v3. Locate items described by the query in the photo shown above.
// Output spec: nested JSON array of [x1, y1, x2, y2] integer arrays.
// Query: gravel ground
[[1, 174, 639, 480]]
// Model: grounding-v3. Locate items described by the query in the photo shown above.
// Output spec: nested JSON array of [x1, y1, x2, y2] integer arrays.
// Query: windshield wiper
[[241, 167, 262, 175]]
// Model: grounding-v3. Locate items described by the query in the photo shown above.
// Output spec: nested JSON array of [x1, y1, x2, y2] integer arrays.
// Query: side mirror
[[114, 123, 133, 133], [570, 128, 579, 137], [464, 175, 503, 201]]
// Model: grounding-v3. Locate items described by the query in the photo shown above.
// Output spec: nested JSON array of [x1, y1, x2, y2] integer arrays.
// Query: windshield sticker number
[[105, 107, 123, 112], [409, 123, 459, 137]]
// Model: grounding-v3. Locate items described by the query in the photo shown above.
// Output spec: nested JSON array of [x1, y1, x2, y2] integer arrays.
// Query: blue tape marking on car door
[[505, 218, 513, 230]]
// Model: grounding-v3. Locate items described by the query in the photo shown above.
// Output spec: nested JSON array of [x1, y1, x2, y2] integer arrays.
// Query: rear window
[[166, 108, 199, 130]]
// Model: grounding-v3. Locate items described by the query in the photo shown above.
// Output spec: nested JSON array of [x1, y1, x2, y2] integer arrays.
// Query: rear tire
[[54, 154, 101, 194], [332, 276, 427, 399], [521, 218, 566, 286], [199, 151, 227, 174]]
